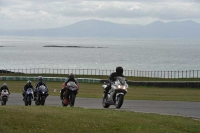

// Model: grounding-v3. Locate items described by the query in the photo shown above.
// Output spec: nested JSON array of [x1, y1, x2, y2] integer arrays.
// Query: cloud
[[0, 0, 200, 29], [55, 1, 200, 20], [2, 1, 199, 19]]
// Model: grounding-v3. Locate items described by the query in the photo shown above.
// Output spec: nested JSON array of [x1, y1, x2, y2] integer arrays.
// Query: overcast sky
[[0, 0, 200, 29]]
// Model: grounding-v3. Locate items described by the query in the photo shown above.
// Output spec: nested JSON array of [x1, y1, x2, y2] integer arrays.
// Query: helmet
[[2, 83, 7, 87], [116, 66, 123, 74], [68, 73, 74, 79], [38, 76, 43, 82], [27, 80, 32, 85]]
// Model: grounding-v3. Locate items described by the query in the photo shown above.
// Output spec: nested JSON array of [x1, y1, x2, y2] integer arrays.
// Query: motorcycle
[[61, 81, 79, 107], [0, 89, 10, 105], [35, 85, 48, 106], [23, 88, 34, 106], [102, 76, 128, 109]]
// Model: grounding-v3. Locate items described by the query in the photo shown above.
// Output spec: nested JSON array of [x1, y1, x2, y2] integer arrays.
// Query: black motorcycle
[[35, 85, 48, 106]]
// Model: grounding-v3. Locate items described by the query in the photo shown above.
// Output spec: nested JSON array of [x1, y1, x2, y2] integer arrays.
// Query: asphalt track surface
[[3, 93, 200, 119]]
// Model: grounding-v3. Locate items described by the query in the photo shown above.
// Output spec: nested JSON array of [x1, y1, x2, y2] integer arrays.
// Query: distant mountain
[[0, 19, 200, 38]]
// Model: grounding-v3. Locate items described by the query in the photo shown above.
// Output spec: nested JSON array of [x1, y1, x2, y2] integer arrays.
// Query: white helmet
[[27, 80, 32, 85], [3, 83, 7, 87]]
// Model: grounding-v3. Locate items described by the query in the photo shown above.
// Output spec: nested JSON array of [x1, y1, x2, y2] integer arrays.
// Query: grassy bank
[[1, 73, 200, 81], [1, 81, 200, 102], [0, 106, 200, 133]]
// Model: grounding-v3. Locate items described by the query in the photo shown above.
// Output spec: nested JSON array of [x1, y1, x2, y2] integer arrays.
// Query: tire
[[62, 95, 68, 107], [2, 97, 7, 106], [25, 99, 28, 106], [70, 93, 76, 107], [102, 94, 110, 108], [62, 100, 67, 107], [41, 96, 45, 105], [35, 101, 39, 105], [35, 98, 40, 105], [28, 96, 32, 105], [115, 94, 124, 109]]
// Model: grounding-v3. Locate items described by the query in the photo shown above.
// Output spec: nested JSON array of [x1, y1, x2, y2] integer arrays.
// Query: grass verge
[[0, 106, 200, 133]]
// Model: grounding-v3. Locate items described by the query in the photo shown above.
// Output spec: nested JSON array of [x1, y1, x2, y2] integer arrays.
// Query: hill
[[0, 19, 200, 38]]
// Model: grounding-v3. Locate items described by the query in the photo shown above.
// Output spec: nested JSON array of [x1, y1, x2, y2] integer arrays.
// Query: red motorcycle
[[61, 81, 79, 107]]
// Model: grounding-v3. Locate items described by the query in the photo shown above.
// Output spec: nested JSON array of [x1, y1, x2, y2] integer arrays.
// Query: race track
[[3, 93, 200, 119]]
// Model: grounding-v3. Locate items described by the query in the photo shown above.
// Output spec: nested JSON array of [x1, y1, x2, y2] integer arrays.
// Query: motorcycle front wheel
[[41, 96, 45, 105], [25, 99, 28, 106], [2, 97, 7, 105], [70, 93, 76, 107], [28, 96, 32, 105], [115, 94, 124, 109]]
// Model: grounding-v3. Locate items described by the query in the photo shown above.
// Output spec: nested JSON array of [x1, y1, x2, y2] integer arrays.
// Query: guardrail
[[0, 76, 101, 83], [1, 76, 200, 88], [1, 69, 200, 79]]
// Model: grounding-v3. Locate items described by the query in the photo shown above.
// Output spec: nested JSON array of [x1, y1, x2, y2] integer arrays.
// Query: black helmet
[[116, 66, 123, 74], [27, 80, 32, 85], [68, 73, 74, 79], [38, 76, 43, 82]]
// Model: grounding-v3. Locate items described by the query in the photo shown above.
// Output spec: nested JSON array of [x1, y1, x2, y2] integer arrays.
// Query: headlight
[[118, 85, 121, 89], [123, 86, 126, 89], [102, 85, 107, 88]]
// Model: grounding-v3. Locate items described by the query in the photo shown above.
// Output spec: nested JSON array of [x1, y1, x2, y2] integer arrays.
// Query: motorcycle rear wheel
[[62, 100, 68, 107], [35, 98, 40, 105], [102, 94, 110, 108]]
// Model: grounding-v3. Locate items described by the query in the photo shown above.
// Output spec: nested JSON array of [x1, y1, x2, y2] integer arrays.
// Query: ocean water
[[0, 36, 200, 71]]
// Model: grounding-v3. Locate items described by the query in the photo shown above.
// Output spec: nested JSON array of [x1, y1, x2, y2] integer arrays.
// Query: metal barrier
[[1, 76, 200, 88], [0, 76, 101, 83], [1, 69, 200, 78]]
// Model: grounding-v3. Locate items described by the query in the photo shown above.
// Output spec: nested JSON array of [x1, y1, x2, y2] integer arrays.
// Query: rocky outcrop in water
[[43, 45, 107, 48]]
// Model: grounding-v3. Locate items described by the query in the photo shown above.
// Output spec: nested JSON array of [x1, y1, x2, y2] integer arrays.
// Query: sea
[[0, 36, 200, 72]]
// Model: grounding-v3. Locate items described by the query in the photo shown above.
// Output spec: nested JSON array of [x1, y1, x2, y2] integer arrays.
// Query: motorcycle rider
[[0, 83, 10, 100], [22, 80, 34, 101], [60, 73, 79, 101], [34, 76, 49, 101], [104, 66, 124, 98], [0, 83, 10, 93]]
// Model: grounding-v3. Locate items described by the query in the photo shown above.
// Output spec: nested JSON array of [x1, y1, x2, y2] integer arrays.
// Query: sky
[[0, 0, 200, 30]]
